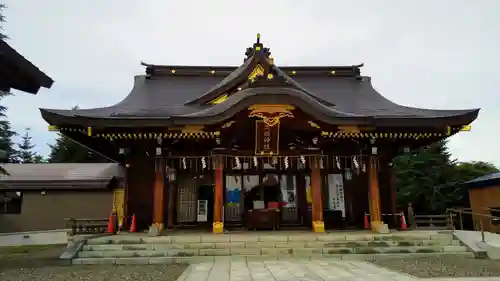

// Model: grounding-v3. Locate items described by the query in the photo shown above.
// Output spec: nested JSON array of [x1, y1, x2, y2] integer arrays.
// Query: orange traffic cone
[[364, 213, 370, 229], [130, 214, 137, 233], [107, 212, 115, 233], [401, 212, 407, 230]]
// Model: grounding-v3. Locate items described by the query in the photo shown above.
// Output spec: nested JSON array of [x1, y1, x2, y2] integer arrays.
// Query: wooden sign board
[[255, 120, 279, 155]]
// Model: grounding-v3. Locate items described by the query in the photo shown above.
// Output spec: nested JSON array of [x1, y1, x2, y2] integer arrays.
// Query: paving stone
[[201, 235, 230, 243], [172, 235, 202, 243], [85, 244, 125, 251], [76, 257, 116, 265], [147, 257, 176, 264], [141, 236, 172, 244], [198, 248, 230, 256], [443, 245, 468, 252], [134, 250, 167, 257], [111, 238, 143, 244], [230, 247, 261, 255], [184, 243, 215, 249], [78, 250, 137, 258], [244, 241, 276, 248], [287, 234, 318, 241], [293, 247, 322, 256], [114, 257, 150, 264], [258, 235, 288, 242], [262, 247, 293, 256], [166, 249, 199, 257], [154, 243, 185, 250], [275, 242, 305, 248], [230, 235, 259, 242], [122, 244, 154, 250], [322, 247, 353, 255], [316, 234, 347, 241], [214, 242, 244, 248]]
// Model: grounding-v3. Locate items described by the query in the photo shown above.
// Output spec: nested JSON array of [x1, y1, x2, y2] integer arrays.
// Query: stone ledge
[[72, 252, 475, 265]]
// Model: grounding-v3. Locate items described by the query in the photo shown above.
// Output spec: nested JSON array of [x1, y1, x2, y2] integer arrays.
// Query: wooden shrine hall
[[40, 34, 479, 233]]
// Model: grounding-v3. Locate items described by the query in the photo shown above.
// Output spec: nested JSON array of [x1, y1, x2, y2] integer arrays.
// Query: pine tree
[[17, 128, 37, 163], [48, 133, 108, 163], [0, 4, 7, 41], [0, 91, 18, 174], [48, 106, 108, 163], [393, 140, 460, 214]]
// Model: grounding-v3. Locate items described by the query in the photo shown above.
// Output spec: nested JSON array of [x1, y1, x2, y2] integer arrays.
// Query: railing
[[65, 218, 108, 236], [411, 214, 454, 230], [446, 207, 500, 243]]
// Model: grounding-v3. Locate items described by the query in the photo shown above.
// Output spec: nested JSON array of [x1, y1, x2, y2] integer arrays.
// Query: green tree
[[0, 4, 7, 41], [33, 155, 47, 163], [0, 91, 18, 174], [455, 161, 499, 182], [48, 133, 108, 163], [393, 140, 460, 214], [17, 128, 38, 163], [48, 106, 108, 163]]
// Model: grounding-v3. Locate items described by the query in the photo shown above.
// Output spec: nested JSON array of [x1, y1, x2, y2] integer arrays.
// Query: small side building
[[465, 172, 500, 232], [0, 163, 124, 233]]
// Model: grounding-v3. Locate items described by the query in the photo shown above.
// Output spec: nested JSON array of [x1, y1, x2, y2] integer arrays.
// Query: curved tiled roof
[[39, 36, 479, 127], [40, 71, 479, 127]]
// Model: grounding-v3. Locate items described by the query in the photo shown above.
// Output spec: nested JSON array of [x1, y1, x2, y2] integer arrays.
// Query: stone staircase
[[71, 231, 473, 265]]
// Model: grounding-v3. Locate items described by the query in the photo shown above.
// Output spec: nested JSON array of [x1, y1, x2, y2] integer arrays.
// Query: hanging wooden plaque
[[255, 120, 279, 155]]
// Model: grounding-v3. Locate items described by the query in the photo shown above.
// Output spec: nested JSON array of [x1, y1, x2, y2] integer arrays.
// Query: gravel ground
[[371, 256, 500, 278], [0, 264, 188, 281]]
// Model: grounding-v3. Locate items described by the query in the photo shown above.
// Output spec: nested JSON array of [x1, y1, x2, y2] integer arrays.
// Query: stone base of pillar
[[370, 221, 389, 234], [148, 223, 163, 236], [212, 222, 224, 234], [312, 221, 325, 233]]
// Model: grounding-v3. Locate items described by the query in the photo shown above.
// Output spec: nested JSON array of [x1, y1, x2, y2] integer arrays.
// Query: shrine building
[[40, 35, 479, 233]]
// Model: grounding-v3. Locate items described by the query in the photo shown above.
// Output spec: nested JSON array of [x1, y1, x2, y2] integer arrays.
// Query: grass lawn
[[0, 244, 68, 269], [0, 244, 56, 254]]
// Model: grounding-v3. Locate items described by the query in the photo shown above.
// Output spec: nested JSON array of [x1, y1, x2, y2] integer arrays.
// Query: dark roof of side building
[[464, 172, 500, 189], [0, 40, 54, 94], [0, 163, 123, 190]]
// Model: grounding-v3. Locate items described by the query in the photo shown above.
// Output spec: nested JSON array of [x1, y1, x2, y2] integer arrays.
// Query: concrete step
[[82, 239, 461, 251], [85, 232, 457, 246], [77, 245, 469, 258], [72, 251, 475, 265]]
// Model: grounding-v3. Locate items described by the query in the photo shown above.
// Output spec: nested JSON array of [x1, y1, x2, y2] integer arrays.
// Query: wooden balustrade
[[66, 218, 109, 235]]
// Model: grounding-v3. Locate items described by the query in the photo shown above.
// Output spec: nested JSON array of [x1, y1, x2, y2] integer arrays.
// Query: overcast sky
[[2, 0, 499, 165]]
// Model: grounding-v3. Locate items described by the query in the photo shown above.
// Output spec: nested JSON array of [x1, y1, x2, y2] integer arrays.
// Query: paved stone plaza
[[179, 258, 500, 281]]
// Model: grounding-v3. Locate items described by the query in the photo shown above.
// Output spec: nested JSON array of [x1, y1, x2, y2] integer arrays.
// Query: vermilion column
[[311, 156, 324, 232], [368, 155, 382, 227], [213, 156, 224, 233], [152, 156, 165, 231]]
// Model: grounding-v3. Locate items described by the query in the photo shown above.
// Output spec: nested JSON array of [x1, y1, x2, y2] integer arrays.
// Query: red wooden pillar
[[152, 156, 165, 231], [213, 156, 224, 233], [368, 154, 383, 230], [311, 156, 324, 232]]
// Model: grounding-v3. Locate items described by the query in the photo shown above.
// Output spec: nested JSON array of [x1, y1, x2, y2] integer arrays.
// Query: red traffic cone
[[107, 212, 115, 233], [130, 214, 137, 233], [364, 213, 370, 229], [401, 212, 407, 230]]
